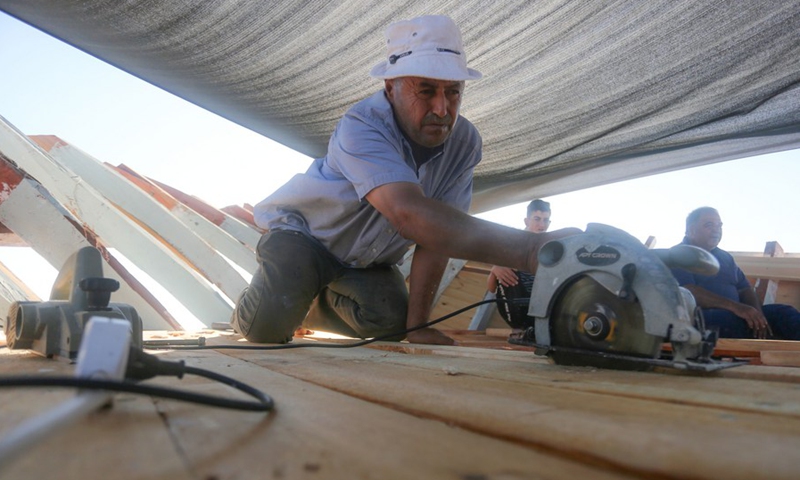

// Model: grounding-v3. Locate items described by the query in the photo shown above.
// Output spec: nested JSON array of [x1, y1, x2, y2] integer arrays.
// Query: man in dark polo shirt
[[671, 206, 800, 339]]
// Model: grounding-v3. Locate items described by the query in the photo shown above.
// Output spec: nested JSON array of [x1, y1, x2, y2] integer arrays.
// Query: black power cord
[[146, 297, 502, 351], [0, 298, 503, 412], [0, 347, 273, 412]]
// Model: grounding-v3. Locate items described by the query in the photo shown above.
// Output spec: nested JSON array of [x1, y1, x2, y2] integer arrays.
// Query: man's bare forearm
[[683, 285, 746, 314], [738, 287, 762, 310], [683, 283, 769, 337], [368, 183, 580, 272], [406, 197, 543, 270], [406, 244, 449, 328]]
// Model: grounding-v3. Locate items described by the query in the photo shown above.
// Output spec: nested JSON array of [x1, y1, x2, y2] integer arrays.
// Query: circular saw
[[510, 223, 746, 371]]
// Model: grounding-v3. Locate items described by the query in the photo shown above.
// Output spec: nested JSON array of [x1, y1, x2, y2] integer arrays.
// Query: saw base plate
[[509, 333, 748, 372]]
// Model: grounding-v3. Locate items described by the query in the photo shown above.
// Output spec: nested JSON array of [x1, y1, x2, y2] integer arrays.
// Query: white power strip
[[0, 316, 132, 471], [75, 317, 133, 380]]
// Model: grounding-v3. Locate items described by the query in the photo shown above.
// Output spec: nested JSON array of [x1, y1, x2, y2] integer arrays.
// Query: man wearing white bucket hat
[[232, 15, 579, 345]]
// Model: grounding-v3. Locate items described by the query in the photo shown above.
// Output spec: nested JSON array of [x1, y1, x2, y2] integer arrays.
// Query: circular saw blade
[[549, 276, 662, 359]]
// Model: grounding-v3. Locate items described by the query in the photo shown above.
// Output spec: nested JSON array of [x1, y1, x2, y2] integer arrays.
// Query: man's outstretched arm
[[365, 182, 580, 273]]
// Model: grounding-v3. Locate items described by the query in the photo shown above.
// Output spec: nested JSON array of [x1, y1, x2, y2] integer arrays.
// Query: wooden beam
[[732, 253, 800, 282], [29, 135, 251, 297], [105, 162, 258, 275], [220, 204, 257, 227], [0, 120, 233, 327], [760, 351, 800, 367], [396, 247, 466, 306], [0, 156, 179, 330], [461, 262, 492, 275], [0, 257, 42, 318], [434, 258, 466, 306], [0, 233, 27, 246], [144, 173, 263, 250], [752, 241, 784, 305], [467, 291, 498, 330]]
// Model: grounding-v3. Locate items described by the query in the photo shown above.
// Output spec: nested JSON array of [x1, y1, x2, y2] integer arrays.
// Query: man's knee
[[231, 300, 296, 343], [358, 310, 406, 339], [233, 230, 339, 343], [231, 279, 308, 344], [317, 266, 408, 338], [762, 304, 800, 340], [763, 303, 800, 318], [241, 325, 294, 344]]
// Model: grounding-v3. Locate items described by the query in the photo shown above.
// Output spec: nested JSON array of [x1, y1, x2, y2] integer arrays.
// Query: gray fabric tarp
[[1, 0, 799, 212]]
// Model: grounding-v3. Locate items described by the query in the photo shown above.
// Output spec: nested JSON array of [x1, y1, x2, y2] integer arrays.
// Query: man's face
[[687, 211, 723, 251], [385, 77, 464, 148], [524, 210, 551, 233]]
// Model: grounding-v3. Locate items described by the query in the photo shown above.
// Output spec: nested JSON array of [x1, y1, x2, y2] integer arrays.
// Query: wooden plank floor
[[2, 330, 800, 480]]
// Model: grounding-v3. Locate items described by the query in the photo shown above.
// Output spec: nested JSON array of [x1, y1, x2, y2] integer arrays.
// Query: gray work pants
[[231, 230, 409, 343]]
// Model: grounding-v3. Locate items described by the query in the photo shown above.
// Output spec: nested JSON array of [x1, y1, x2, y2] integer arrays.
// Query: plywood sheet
[[4, 330, 800, 480], [210, 335, 800, 480]]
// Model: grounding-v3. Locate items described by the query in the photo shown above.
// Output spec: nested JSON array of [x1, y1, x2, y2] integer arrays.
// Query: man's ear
[[384, 79, 395, 103]]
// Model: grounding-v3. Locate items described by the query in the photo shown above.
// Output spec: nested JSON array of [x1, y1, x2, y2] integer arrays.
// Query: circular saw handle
[[652, 245, 719, 276]]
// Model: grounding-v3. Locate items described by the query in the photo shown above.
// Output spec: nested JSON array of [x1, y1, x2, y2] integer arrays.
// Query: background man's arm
[[737, 286, 772, 337], [738, 285, 763, 310], [487, 270, 499, 292], [682, 284, 770, 338], [487, 266, 518, 291]]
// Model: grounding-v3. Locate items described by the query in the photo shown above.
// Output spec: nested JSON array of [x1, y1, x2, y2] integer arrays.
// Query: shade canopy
[[2, 0, 798, 212]]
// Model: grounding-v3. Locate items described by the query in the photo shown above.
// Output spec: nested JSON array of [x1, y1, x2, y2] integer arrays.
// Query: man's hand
[[683, 284, 773, 339], [406, 327, 456, 345], [490, 266, 518, 287], [734, 304, 773, 339]]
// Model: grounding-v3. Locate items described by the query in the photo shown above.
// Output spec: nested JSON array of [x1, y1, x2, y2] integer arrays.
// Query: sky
[[0, 11, 798, 305]]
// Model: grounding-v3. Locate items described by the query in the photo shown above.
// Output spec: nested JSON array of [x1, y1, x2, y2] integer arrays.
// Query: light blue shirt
[[254, 90, 482, 267]]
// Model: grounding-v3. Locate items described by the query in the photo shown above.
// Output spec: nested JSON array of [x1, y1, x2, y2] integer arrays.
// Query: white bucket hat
[[370, 15, 482, 81]]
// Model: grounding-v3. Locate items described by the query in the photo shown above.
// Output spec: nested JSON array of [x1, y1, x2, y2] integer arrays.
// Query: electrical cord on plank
[[0, 297, 503, 412], [0, 347, 273, 412], [145, 297, 504, 351]]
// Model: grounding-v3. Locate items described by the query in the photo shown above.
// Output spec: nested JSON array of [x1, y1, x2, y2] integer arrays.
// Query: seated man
[[486, 199, 551, 328], [670, 206, 800, 340]]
